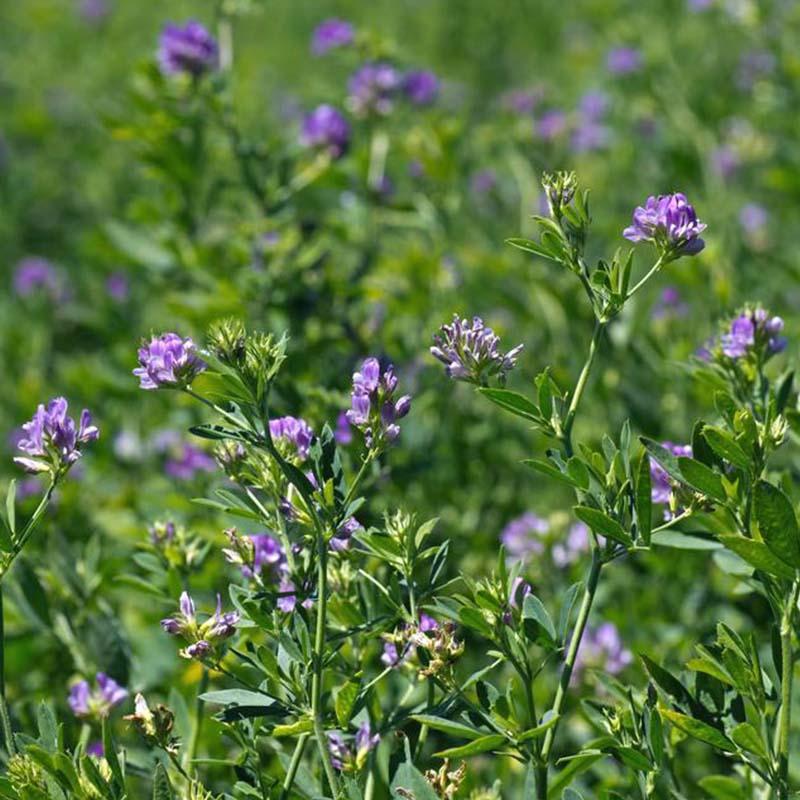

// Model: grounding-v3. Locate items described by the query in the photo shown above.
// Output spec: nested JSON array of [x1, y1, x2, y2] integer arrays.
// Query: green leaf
[[152, 763, 174, 800], [517, 714, 559, 742], [409, 715, 484, 740], [334, 681, 360, 728], [650, 531, 722, 550], [523, 459, 579, 488], [702, 428, 750, 471], [105, 221, 174, 272], [434, 733, 506, 758], [563, 790, 583, 800], [573, 507, 632, 547], [547, 753, 602, 798], [522, 594, 556, 643], [730, 722, 768, 760], [718, 535, 795, 580], [199, 689, 275, 706], [505, 237, 560, 262], [698, 775, 747, 800], [636, 452, 652, 545], [391, 762, 440, 800], [640, 438, 682, 483], [678, 458, 727, 504], [754, 481, 800, 567], [478, 388, 540, 422], [659, 708, 735, 751], [5, 480, 15, 538]]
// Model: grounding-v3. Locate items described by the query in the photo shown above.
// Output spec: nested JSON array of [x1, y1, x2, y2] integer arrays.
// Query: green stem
[[1, 479, 57, 582], [280, 733, 309, 800], [185, 667, 209, 772], [341, 451, 376, 514], [561, 323, 604, 457], [0, 584, 5, 703], [626, 254, 667, 302], [777, 581, 799, 798], [312, 536, 340, 798], [537, 550, 603, 798]]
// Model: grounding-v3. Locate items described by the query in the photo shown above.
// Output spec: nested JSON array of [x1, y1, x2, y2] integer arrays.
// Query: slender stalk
[[561, 323, 604, 457], [625, 254, 667, 302], [280, 733, 309, 800], [537, 550, 603, 798], [1, 479, 57, 581], [777, 581, 799, 798], [341, 451, 376, 514], [184, 667, 209, 772], [0, 585, 5, 703], [311, 536, 340, 798]]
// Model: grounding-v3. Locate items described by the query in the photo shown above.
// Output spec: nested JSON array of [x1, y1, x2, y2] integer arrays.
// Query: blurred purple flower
[[652, 286, 688, 319], [311, 19, 354, 55], [471, 169, 497, 195], [134, 333, 207, 390], [158, 21, 219, 77], [348, 63, 402, 116], [606, 47, 642, 75], [13, 257, 59, 298], [300, 105, 350, 159], [578, 90, 609, 121], [571, 121, 610, 153], [68, 673, 128, 719], [537, 109, 567, 140], [335, 411, 353, 445], [501, 88, 542, 115], [650, 442, 692, 505], [710, 145, 739, 180], [331, 517, 362, 552], [737, 50, 776, 91], [164, 443, 216, 480], [86, 741, 104, 758], [78, 0, 109, 22], [106, 272, 129, 302], [574, 622, 632, 680], [403, 70, 439, 105], [501, 512, 548, 563], [739, 203, 768, 234], [552, 522, 592, 567]]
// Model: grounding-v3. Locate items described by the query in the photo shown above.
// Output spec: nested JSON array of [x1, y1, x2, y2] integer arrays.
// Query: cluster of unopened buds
[[148, 520, 205, 572], [124, 694, 180, 756], [160, 591, 240, 661], [410, 620, 463, 679]]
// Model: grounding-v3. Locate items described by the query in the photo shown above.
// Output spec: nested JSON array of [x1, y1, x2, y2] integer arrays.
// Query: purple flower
[[650, 442, 692, 505], [311, 19, 354, 55], [15, 398, 98, 474], [381, 641, 405, 668], [574, 622, 632, 681], [537, 109, 567, 140], [164, 443, 216, 480], [86, 741, 104, 758], [345, 358, 411, 449], [501, 512, 548, 563], [710, 145, 739, 180], [328, 722, 380, 771], [571, 121, 610, 153], [162, 591, 240, 660], [471, 169, 497, 195], [355, 721, 380, 760], [403, 70, 439, 105], [134, 332, 207, 390], [652, 286, 688, 320], [158, 21, 219, 77], [578, 90, 609, 121], [13, 257, 59, 298], [335, 411, 353, 445], [269, 416, 314, 460], [431, 315, 523, 386], [106, 272, 129, 302], [552, 522, 592, 567], [720, 309, 785, 359], [623, 193, 706, 257], [300, 105, 350, 159], [606, 47, 642, 75], [68, 673, 128, 719], [243, 534, 285, 579], [331, 517, 362, 552], [347, 63, 402, 116], [737, 50, 776, 91], [739, 203, 768, 235], [78, 0, 110, 23], [418, 613, 438, 632], [501, 88, 542, 115]]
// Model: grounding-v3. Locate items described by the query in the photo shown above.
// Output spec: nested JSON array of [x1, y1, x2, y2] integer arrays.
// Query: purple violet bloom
[[158, 21, 219, 77], [552, 522, 592, 567], [78, 0, 110, 23], [345, 358, 411, 449], [571, 121, 610, 153], [403, 70, 439, 105], [106, 272, 129, 302], [650, 442, 692, 505], [134, 332, 207, 390], [335, 411, 353, 445], [579, 90, 609, 121], [606, 47, 642, 75], [431, 314, 523, 385], [68, 673, 128, 719], [710, 145, 740, 180], [164, 443, 216, 480], [86, 741, 104, 758], [15, 397, 98, 474], [161, 591, 239, 660], [739, 203, 768, 235], [269, 416, 314, 460], [737, 50, 776, 91], [574, 622, 632, 681], [236, 534, 285, 580], [347, 62, 402, 116], [501, 512, 548, 563], [300, 105, 350, 159], [471, 169, 497, 195], [501, 88, 542, 115], [537, 109, 567, 140], [623, 192, 706, 257], [331, 517, 362, 552], [652, 286, 688, 319], [720, 309, 785, 359], [13, 257, 59, 298], [311, 18, 354, 55]]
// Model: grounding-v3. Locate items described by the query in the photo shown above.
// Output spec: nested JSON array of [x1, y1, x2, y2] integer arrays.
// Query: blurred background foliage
[[2, 0, 800, 794]]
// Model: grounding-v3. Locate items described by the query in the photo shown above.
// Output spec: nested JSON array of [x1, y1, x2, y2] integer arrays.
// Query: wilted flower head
[[134, 333, 207, 390], [124, 693, 179, 755], [347, 62, 402, 116], [13, 257, 59, 298], [68, 673, 128, 720], [606, 46, 642, 75], [15, 397, 98, 475], [623, 192, 706, 258], [161, 591, 240, 660], [158, 20, 219, 76], [269, 416, 314, 460], [345, 358, 411, 450], [311, 18, 354, 55], [424, 760, 467, 800], [431, 315, 523, 386], [500, 512, 547, 562], [403, 70, 439, 105], [300, 105, 350, 159]]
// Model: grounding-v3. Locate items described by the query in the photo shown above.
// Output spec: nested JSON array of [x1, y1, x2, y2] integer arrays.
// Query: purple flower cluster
[[269, 416, 314, 460], [721, 310, 785, 359], [403, 70, 440, 105], [501, 88, 542, 115], [381, 613, 439, 668], [13, 257, 59, 298], [431, 315, 523, 385], [15, 397, 98, 474], [574, 622, 632, 680], [537, 109, 567, 141], [652, 286, 688, 320], [68, 673, 128, 720], [606, 47, 643, 75], [158, 21, 219, 77], [623, 192, 706, 257], [328, 721, 380, 772], [311, 18, 354, 55], [134, 333, 207, 390], [347, 63, 439, 115], [571, 90, 611, 153], [552, 522, 592, 567], [300, 105, 350, 159], [650, 442, 692, 505], [345, 358, 411, 449], [164, 443, 216, 480], [500, 512, 548, 563], [161, 591, 240, 660]]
